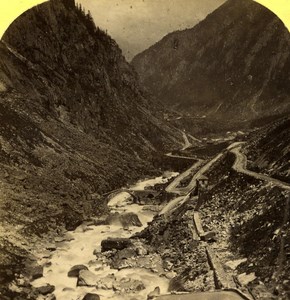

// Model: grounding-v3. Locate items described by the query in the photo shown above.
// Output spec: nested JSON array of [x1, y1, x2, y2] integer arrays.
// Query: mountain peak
[[132, 0, 290, 125]]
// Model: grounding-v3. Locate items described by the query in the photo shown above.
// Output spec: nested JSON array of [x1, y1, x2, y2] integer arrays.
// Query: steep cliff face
[[132, 0, 290, 123], [2, 0, 179, 150], [0, 0, 181, 293]]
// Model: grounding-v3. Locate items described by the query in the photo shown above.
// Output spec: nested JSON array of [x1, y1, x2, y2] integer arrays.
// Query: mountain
[[132, 0, 290, 125], [0, 0, 182, 294]]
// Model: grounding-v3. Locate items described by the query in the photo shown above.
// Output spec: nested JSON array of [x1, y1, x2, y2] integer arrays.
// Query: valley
[[4, 132, 287, 300], [0, 0, 289, 299]]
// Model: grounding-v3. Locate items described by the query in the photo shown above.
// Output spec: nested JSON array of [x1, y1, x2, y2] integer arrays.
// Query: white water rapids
[[32, 172, 178, 300]]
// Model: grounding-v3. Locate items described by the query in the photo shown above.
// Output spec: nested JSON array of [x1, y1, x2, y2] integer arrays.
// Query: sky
[[79, 0, 226, 60], [0, 0, 290, 60]]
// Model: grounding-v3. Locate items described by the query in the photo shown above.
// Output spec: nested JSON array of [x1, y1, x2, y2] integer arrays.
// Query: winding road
[[161, 149, 225, 216], [161, 141, 290, 218], [158, 140, 290, 300], [231, 147, 290, 191], [165, 140, 241, 196], [165, 159, 204, 195], [158, 141, 255, 300]]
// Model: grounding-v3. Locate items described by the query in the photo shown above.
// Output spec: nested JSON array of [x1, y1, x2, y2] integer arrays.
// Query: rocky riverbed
[[25, 172, 178, 300], [7, 146, 286, 300]]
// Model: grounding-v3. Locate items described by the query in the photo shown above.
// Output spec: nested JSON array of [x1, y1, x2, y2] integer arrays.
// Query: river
[[32, 172, 178, 300]]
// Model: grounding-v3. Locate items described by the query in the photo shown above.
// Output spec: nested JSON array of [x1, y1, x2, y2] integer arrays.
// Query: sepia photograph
[[0, 0, 289, 299]]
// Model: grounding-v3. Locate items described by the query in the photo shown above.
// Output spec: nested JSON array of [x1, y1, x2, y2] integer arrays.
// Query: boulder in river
[[101, 238, 133, 252], [37, 284, 55, 295], [147, 286, 160, 299], [27, 264, 43, 281], [63, 287, 75, 292], [119, 212, 142, 228], [111, 248, 137, 269], [77, 270, 116, 290], [77, 270, 99, 287], [68, 265, 89, 277], [105, 212, 142, 228], [113, 277, 145, 292], [82, 293, 100, 300], [96, 274, 116, 290], [94, 215, 109, 226]]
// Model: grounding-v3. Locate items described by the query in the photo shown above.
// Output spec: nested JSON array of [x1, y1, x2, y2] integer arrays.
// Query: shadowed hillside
[[0, 0, 182, 296]]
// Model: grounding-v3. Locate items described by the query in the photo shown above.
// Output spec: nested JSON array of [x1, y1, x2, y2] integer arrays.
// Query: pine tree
[[86, 10, 96, 33], [62, 0, 75, 9], [87, 10, 93, 22]]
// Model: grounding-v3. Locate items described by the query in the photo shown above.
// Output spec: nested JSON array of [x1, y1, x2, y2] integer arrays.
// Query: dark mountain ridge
[[2, 0, 179, 150], [132, 0, 290, 125]]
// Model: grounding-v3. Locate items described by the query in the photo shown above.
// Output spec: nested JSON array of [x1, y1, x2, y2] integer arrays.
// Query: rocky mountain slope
[[132, 0, 290, 125], [199, 151, 290, 299], [245, 117, 290, 182], [0, 0, 182, 295], [135, 135, 290, 299]]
